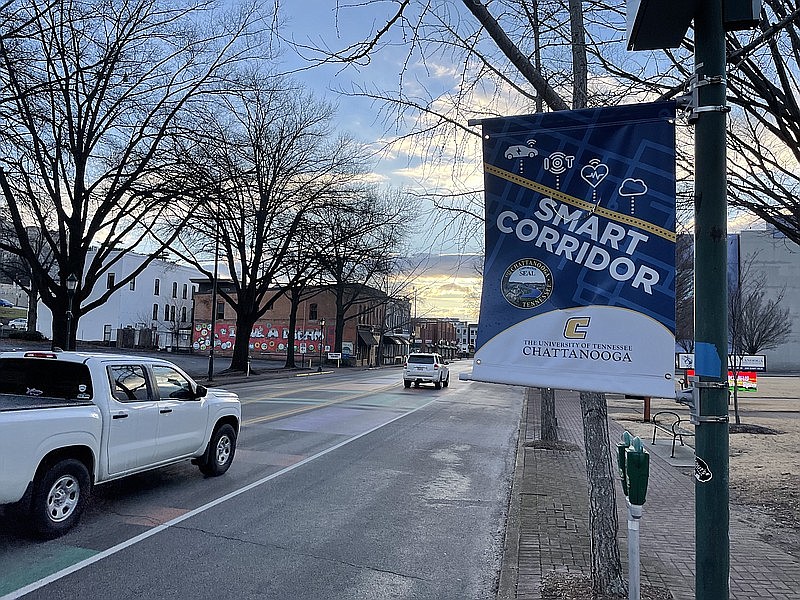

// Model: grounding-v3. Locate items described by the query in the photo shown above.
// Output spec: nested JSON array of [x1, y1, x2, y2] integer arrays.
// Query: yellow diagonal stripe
[[485, 163, 676, 242]]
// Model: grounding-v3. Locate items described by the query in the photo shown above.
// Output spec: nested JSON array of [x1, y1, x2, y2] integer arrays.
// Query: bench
[[651, 411, 695, 457]]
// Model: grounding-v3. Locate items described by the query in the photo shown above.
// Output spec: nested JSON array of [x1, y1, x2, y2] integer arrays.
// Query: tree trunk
[[229, 313, 257, 372], [26, 284, 38, 332], [580, 391, 626, 597], [334, 292, 346, 353], [284, 292, 300, 369], [731, 366, 740, 424], [48, 295, 77, 351], [540, 387, 558, 441]]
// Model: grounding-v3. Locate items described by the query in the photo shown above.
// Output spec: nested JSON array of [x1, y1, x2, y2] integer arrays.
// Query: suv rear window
[[407, 355, 435, 364], [0, 358, 94, 399]]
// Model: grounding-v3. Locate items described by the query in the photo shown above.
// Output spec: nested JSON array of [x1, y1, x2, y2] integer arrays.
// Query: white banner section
[[470, 305, 675, 397]]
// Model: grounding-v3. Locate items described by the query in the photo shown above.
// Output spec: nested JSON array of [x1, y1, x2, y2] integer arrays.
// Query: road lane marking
[[1, 396, 440, 600], [242, 381, 401, 426]]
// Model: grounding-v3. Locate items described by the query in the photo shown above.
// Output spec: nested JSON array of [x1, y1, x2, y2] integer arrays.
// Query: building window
[[182, 283, 188, 299], [152, 304, 158, 320], [309, 303, 318, 321], [154, 279, 160, 296], [107, 273, 115, 289], [181, 306, 187, 322], [164, 304, 169, 321], [170, 306, 176, 322], [172, 282, 178, 298], [130, 278, 135, 291], [216, 301, 225, 319]]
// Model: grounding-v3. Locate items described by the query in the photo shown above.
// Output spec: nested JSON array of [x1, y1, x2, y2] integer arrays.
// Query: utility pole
[[693, 1, 730, 598], [627, 1, 763, 597]]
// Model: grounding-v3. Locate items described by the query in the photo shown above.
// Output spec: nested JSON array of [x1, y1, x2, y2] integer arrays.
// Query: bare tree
[[316, 187, 417, 357], [675, 232, 695, 353], [729, 254, 791, 424], [0, 0, 263, 349], [176, 74, 372, 372]]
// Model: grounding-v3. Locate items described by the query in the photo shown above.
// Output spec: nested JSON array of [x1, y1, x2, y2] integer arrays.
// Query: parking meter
[[625, 436, 650, 506]]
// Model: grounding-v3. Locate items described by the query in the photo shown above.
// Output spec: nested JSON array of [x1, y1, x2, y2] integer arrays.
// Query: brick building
[[411, 317, 459, 359], [192, 282, 411, 367]]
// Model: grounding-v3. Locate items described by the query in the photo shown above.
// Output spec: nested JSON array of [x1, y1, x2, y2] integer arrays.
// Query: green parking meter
[[625, 436, 650, 506], [617, 431, 632, 496]]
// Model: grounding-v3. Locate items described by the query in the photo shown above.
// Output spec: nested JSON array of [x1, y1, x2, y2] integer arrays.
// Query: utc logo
[[501, 258, 553, 309], [564, 317, 590, 339]]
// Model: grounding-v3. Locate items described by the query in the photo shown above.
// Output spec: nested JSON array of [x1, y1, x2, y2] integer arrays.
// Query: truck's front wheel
[[31, 459, 91, 539], [199, 424, 237, 477]]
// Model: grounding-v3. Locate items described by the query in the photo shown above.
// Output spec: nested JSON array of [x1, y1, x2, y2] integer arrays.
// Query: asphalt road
[[0, 362, 523, 600]]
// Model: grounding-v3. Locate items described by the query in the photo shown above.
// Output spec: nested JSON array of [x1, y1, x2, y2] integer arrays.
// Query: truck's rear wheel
[[31, 459, 91, 539], [199, 423, 237, 476]]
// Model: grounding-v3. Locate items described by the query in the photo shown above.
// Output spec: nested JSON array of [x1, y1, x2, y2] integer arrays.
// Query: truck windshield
[[0, 358, 93, 400]]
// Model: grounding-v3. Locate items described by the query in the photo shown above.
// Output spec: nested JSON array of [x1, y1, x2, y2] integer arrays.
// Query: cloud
[[619, 178, 648, 197]]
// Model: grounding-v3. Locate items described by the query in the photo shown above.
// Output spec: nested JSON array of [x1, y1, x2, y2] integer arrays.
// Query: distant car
[[8, 318, 27, 329], [505, 144, 538, 160], [403, 353, 450, 390], [0, 299, 13, 307]]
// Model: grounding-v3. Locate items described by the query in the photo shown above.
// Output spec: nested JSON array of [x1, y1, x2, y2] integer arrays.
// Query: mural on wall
[[193, 322, 327, 354]]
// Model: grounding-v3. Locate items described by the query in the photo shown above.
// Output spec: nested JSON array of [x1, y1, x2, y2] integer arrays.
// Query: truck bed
[[0, 394, 95, 412]]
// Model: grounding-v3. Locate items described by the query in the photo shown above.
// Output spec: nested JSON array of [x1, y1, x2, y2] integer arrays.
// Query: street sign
[[299, 343, 307, 354], [328, 352, 342, 360], [676, 353, 766, 372]]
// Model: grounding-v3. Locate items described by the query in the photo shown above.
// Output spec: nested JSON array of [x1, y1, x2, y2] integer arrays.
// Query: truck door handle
[[112, 412, 128, 419], [160, 408, 173, 414]]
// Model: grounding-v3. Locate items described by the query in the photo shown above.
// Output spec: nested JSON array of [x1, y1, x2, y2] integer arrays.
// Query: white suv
[[403, 353, 450, 389]]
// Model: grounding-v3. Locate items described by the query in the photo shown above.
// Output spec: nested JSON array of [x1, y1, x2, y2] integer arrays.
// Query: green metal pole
[[694, 1, 730, 599]]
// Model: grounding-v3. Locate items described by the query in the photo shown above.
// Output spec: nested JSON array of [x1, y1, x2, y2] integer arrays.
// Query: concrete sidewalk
[[499, 389, 800, 599]]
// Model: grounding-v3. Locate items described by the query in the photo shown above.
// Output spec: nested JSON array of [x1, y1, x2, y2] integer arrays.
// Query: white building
[[37, 250, 201, 347], [454, 320, 479, 356]]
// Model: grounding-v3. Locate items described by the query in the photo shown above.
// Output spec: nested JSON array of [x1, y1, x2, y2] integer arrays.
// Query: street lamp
[[65, 273, 78, 351], [317, 317, 325, 372], [207, 205, 221, 382]]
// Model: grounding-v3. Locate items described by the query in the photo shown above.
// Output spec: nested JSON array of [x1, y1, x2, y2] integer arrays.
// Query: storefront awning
[[384, 335, 403, 345], [358, 330, 380, 345]]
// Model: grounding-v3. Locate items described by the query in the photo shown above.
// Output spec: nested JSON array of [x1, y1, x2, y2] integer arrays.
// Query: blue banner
[[471, 102, 676, 397]]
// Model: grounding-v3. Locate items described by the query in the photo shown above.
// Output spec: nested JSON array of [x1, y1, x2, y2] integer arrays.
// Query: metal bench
[[651, 411, 695, 457]]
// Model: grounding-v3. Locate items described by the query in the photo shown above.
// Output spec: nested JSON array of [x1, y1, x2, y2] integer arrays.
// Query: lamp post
[[317, 317, 325, 372], [207, 205, 220, 382], [65, 273, 78, 351]]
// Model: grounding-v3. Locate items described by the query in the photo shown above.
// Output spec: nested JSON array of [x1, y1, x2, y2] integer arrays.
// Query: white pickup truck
[[0, 350, 241, 538]]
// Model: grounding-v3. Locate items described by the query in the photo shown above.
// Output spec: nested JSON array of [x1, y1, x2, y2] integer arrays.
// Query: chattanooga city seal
[[501, 258, 553, 308]]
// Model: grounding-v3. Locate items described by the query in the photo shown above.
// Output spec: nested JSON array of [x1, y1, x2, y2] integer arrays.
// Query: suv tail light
[[433, 363, 440, 370]]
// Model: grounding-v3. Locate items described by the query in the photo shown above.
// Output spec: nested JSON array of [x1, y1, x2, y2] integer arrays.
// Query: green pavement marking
[[247, 398, 327, 405], [0, 544, 98, 596]]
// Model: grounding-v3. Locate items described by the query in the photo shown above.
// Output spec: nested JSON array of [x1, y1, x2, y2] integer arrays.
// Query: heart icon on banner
[[580, 159, 609, 188]]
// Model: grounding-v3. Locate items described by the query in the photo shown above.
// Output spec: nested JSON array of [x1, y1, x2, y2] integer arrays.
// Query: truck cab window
[[108, 365, 150, 402], [151, 365, 193, 400]]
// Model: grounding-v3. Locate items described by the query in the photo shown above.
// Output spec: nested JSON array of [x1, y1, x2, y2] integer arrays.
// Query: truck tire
[[403, 380, 411, 388], [434, 380, 442, 390], [31, 459, 91, 539], [199, 423, 237, 477], [443, 374, 449, 388]]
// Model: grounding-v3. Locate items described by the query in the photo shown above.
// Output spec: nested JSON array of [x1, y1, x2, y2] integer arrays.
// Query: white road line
[[2, 396, 440, 600]]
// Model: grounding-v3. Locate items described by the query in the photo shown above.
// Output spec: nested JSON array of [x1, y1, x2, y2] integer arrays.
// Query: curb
[[496, 390, 526, 599]]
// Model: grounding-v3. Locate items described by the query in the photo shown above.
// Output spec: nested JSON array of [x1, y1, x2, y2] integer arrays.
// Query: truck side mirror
[[194, 384, 208, 399]]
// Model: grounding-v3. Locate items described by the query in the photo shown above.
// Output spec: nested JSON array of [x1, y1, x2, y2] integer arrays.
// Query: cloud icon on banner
[[619, 178, 648, 197]]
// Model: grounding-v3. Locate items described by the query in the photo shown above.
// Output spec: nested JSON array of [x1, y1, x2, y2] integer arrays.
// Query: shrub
[[8, 329, 46, 341]]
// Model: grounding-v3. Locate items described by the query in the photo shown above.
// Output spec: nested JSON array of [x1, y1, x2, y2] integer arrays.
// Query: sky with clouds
[[271, 1, 770, 321], [274, 1, 489, 320]]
